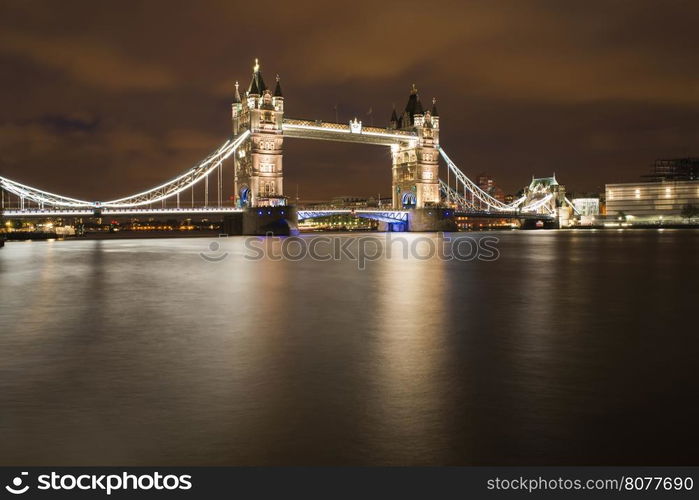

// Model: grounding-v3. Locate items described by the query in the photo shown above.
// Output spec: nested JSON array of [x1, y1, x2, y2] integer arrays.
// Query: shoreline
[[1, 225, 698, 243]]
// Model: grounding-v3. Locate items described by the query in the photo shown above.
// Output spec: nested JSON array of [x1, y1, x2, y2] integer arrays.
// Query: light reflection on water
[[0, 230, 697, 465]]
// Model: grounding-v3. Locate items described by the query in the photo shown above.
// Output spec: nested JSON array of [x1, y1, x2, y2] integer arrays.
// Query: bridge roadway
[[298, 209, 553, 221], [2, 207, 554, 221], [1, 207, 244, 218], [297, 209, 409, 223]]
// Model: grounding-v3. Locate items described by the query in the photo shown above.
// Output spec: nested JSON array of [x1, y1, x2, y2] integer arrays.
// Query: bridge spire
[[389, 104, 398, 129], [402, 84, 424, 127], [247, 58, 267, 96], [431, 97, 438, 117], [414, 93, 424, 116], [233, 81, 241, 103], [274, 74, 283, 97], [248, 75, 259, 95]]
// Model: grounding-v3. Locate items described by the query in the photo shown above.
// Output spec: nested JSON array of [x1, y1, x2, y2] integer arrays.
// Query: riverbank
[[1, 230, 223, 241], [2, 225, 698, 242], [571, 223, 699, 229]]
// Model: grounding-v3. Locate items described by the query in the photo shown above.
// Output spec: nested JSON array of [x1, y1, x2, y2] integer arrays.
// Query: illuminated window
[[635, 189, 640, 199]]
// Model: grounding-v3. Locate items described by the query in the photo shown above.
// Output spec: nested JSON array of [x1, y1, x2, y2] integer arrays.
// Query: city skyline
[[0, 0, 697, 201]]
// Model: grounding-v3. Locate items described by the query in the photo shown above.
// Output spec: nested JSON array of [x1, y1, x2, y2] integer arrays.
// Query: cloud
[[37, 113, 100, 134], [257, 1, 699, 106], [0, 31, 177, 91]]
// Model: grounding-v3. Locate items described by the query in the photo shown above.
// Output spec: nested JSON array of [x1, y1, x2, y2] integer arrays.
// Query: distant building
[[476, 174, 505, 202], [572, 198, 600, 216], [330, 196, 368, 207], [642, 158, 698, 182], [304, 196, 392, 209], [572, 198, 600, 225], [605, 180, 699, 221], [522, 176, 567, 213]]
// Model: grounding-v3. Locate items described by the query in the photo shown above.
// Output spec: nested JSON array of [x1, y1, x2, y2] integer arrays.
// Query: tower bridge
[[1, 58, 565, 234]]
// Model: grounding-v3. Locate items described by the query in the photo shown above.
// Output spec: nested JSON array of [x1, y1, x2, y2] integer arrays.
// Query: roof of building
[[528, 175, 559, 189]]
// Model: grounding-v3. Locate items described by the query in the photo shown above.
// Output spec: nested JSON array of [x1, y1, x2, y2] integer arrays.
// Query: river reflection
[[0, 230, 697, 465]]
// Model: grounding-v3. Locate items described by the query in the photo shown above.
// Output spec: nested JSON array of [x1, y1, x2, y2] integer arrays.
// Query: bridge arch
[[401, 191, 417, 208], [239, 186, 251, 207]]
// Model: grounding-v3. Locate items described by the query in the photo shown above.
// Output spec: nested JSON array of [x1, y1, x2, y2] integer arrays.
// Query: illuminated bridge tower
[[232, 59, 285, 208], [390, 85, 441, 210]]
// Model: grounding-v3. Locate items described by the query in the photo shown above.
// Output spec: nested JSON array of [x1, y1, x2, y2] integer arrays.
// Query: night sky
[[1, 0, 697, 201]]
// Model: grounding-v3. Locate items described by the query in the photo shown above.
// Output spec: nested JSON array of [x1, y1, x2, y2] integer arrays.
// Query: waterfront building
[[605, 180, 699, 222]]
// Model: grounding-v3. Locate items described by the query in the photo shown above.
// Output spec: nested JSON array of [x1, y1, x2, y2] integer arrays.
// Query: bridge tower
[[390, 85, 441, 210], [232, 59, 285, 208]]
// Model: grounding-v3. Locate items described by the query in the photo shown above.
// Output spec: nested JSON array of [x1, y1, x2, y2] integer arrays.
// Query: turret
[[233, 81, 242, 104], [413, 93, 424, 127], [430, 97, 439, 129], [273, 74, 284, 112], [389, 105, 398, 129], [232, 81, 244, 135]]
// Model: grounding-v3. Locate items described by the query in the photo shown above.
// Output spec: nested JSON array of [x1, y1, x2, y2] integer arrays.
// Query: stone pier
[[407, 207, 457, 232], [223, 206, 298, 236]]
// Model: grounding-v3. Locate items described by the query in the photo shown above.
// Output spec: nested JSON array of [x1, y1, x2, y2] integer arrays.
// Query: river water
[[1, 230, 697, 465]]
